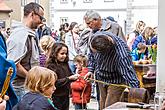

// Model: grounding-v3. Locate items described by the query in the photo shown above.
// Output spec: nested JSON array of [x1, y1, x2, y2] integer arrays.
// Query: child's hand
[[68, 74, 80, 80], [84, 72, 93, 80]]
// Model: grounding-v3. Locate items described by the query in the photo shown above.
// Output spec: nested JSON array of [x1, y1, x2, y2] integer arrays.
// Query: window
[[51, 14, 54, 17], [21, 0, 27, 6], [83, 0, 92, 3], [104, 0, 114, 2], [60, 17, 68, 24], [35, 0, 40, 4], [60, 0, 68, 4], [0, 21, 5, 28]]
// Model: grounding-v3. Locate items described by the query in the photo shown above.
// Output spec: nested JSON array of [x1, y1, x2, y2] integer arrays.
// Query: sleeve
[[56, 77, 70, 88], [87, 50, 95, 73], [131, 49, 138, 61], [71, 78, 87, 90], [6, 32, 28, 63], [47, 27, 52, 36], [127, 33, 136, 50], [47, 64, 71, 88], [117, 57, 140, 88], [132, 35, 143, 50], [78, 29, 91, 55], [117, 25, 126, 42]]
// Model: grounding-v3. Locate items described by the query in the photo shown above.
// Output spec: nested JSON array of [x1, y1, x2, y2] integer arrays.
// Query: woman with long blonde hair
[[127, 20, 146, 51]]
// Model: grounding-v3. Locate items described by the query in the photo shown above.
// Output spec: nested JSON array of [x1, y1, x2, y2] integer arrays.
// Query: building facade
[[50, 0, 158, 35], [4, 0, 50, 28], [0, 1, 13, 28], [1, 0, 158, 34]]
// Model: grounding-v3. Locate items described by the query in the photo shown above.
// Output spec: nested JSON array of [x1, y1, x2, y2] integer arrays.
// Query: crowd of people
[[0, 1, 160, 110]]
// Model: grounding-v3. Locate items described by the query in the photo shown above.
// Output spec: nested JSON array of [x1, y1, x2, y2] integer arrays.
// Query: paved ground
[[69, 98, 99, 110]]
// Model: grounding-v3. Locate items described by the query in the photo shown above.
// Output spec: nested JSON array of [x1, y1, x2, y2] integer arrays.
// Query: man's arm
[[87, 51, 95, 73], [16, 62, 28, 78], [118, 25, 126, 42], [84, 50, 96, 80], [117, 57, 140, 88]]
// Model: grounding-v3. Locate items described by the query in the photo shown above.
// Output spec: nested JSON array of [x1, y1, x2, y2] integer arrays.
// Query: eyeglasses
[[86, 20, 92, 25], [34, 13, 46, 22], [86, 18, 95, 26]]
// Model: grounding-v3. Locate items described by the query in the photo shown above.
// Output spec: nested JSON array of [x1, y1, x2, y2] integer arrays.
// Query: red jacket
[[70, 68, 92, 104]]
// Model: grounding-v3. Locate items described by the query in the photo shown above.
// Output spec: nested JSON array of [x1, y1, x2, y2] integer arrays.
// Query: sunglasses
[[34, 13, 46, 22]]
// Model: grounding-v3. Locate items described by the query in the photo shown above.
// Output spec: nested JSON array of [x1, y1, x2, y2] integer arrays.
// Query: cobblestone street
[[69, 98, 98, 110]]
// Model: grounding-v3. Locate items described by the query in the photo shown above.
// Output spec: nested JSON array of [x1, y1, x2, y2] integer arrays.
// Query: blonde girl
[[39, 35, 55, 67], [13, 66, 58, 110]]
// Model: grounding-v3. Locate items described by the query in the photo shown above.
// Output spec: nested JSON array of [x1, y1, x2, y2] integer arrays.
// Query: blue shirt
[[131, 48, 145, 61], [132, 34, 145, 51], [88, 31, 139, 88]]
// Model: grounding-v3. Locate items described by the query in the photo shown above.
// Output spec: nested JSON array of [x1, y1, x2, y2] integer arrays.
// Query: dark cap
[[107, 16, 116, 22]]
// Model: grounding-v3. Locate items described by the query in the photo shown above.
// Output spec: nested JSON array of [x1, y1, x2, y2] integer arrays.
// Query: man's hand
[[161, 100, 165, 110], [0, 100, 6, 110], [84, 72, 93, 80], [0, 95, 9, 110], [0, 95, 9, 102]]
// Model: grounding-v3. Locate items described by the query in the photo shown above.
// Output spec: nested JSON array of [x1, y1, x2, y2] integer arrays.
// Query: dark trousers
[[52, 95, 69, 110], [74, 103, 87, 110], [98, 83, 126, 110]]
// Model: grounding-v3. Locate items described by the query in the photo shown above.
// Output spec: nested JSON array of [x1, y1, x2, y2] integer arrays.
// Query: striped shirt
[[88, 31, 140, 88]]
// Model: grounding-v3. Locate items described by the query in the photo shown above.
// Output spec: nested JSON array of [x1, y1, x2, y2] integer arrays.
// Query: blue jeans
[[74, 103, 87, 110]]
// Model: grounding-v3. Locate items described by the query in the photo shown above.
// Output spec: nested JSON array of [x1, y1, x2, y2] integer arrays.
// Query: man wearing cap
[[6, 2, 45, 100]]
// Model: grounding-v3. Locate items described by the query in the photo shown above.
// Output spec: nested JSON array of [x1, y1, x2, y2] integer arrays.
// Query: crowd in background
[[0, 1, 159, 110]]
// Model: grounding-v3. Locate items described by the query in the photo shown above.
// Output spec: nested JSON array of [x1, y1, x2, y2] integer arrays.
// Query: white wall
[[53, 0, 127, 10], [131, 9, 158, 28], [157, 0, 165, 92], [132, 0, 158, 6], [50, 0, 127, 31], [50, 0, 158, 35]]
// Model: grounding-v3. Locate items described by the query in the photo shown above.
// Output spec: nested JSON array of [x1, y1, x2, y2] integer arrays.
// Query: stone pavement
[[69, 98, 99, 110]]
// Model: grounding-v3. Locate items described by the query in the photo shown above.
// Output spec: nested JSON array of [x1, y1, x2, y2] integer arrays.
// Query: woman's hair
[[142, 27, 154, 40], [25, 66, 57, 94], [64, 23, 69, 28], [91, 34, 114, 52], [136, 20, 146, 33], [39, 35, 55, 55], [74, 54, 88, 67], [46, 42, 69, 64], [69, 22, 78, 31]]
